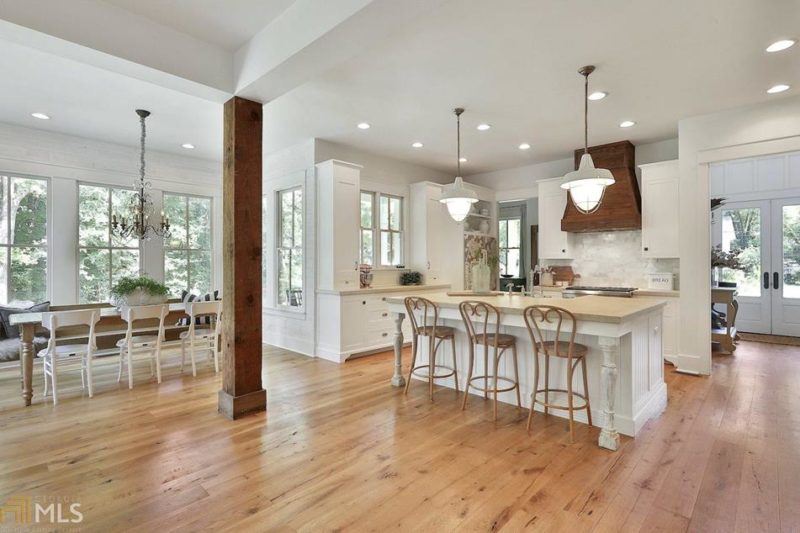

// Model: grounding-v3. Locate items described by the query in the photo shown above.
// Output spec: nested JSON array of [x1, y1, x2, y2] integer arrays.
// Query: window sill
[[368, 266, 410, 272]]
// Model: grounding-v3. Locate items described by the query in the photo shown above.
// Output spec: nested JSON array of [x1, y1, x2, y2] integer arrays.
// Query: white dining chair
[[38, 309, 100, 405], [180, 300, 222, 376], [116, 304, 169, 389]]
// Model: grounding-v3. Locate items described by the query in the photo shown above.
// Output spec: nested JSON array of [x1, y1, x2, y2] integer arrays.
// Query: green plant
[[111, 276, 169, 298], [400, 271, 422, 286]]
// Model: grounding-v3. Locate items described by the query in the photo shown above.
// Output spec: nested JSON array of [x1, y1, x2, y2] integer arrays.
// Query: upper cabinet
[[640, 160, 679, 258], [316, 160, 362, 290], [538, 177, 573, 259]]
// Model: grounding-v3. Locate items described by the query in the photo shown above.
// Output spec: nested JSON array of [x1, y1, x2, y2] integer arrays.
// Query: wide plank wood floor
[[1, 340, 799, 532]]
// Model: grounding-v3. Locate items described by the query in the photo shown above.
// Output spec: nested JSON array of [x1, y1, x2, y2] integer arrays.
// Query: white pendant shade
[[560, 153, 615, 213], [440, 176, 478, 221]]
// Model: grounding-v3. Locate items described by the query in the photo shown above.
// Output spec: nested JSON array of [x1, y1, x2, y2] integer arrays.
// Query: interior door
[[713, 201, 771, 334], [770, 198, 800, 336]]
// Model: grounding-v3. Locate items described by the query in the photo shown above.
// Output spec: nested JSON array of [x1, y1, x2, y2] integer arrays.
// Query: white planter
[[110, 288, 168, 308]]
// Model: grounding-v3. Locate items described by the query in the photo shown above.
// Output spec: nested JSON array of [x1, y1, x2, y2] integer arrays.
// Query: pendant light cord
[[583, 71, 588, 155], [456, 111, 461, 176], [139, 113, 146, 184]]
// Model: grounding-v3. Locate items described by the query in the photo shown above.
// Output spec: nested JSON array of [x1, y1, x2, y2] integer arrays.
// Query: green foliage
[[400, 271, 422, 285], [111, 276, 169, 298]]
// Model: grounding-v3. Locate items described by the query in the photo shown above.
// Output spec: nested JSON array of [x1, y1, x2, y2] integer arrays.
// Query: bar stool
[[403, 296, 459, 401], [459, 301, 521, 420], [523, 305, 592, 442]]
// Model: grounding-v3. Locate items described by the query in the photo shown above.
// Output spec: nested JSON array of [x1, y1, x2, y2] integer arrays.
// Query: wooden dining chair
[[180, 300, 222, 376], [459, 300, 522, 421], [523, 305, 592, 442], [403, 296, 459, 401], [116, 304, 169, 389], [37, 309, 100, 405]]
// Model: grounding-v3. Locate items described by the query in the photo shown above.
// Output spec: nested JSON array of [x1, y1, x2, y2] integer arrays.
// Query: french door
[[713, 198, 800, 336]]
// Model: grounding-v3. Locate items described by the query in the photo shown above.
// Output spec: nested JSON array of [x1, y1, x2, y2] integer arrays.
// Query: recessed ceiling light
[[459, 157, 468, 163], [619, 120, 636, 128], [587, 91, 607, 101], [518, 143, 531, 150], [767, 84, 790, 94], [31, 112, 50, 120], [766, 39, 795, 52], [411, 142, 423, 148], [357, 122, 370, 129], [181, 143, 195, 149], [476, 124, 491, 131]]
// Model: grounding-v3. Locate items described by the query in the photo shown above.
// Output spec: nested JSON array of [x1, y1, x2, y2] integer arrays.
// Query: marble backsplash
[[545, 230, 680, 289]]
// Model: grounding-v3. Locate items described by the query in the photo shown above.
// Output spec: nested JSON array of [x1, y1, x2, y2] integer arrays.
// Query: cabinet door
[[425, 195, 443, 282], [538, 191, 572, 259], [641, 176, 679, 258], [334, 178, 360, 288]]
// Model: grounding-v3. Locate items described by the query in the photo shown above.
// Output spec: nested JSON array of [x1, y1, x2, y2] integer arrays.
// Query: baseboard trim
[[218, 388, 267, 420]]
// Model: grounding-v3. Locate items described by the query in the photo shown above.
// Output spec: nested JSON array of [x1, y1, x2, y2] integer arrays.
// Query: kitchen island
[[385, 292, 668, 451]]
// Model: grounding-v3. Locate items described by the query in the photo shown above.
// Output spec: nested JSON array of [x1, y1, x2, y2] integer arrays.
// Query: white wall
[[678, 94, 800, 375], [0, 122, 222, 305]]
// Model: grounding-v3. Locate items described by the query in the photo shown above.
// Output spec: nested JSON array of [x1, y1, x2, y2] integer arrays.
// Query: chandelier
[[440, 107, 478, 222], [111, 109, 171, 241]]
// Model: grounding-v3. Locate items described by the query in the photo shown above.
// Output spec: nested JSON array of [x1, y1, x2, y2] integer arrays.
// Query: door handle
[[763, 272, 769, 290], [774, 272, 780, 290]]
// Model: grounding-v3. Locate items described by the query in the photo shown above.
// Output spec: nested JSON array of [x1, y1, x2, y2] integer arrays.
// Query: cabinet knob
[[644, 246, 649, 251], [381, 332, 388, 337], [381, 312, 388, 317], [362, 301, 366, 305], [561, 249, 566, 253]]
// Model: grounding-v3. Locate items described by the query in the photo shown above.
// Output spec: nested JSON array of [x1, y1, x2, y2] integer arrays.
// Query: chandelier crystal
[[112, 109, 171, 241], [560, 66, 615, 214]]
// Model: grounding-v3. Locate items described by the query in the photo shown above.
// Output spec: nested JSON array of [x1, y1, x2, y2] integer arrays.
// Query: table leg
[[21, 323, 34, 406], [598, 336, 620, 451], [391, 312, 406, 387]]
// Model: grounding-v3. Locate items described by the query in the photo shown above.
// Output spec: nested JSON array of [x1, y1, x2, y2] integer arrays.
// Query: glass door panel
[[771, 199, 800, 336]]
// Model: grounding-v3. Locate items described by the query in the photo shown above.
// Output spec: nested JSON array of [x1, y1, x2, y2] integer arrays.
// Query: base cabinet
[[662, 297, 679, 364], [317, 287, 444, 363]]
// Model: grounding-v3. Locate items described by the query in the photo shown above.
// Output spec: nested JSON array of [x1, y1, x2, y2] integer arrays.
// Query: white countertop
[[317, 284, 451, 296]]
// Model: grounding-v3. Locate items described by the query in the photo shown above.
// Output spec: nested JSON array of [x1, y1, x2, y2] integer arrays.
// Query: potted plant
[[110, 276, 169, 307], [400, 271, 422, 286]]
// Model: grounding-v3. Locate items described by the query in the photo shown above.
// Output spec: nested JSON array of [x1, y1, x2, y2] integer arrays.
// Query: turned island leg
[[391, 313, 406, 387], [598, 336, 620, 451], [21, 323, 35, 406]]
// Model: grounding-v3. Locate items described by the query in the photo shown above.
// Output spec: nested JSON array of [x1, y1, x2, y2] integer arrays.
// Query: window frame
[[0, 173, 50, 305], [76, 182, 142, 303], [360, 191, 376, 265], [360, 190, 404, 268], [275, 185, 304, 310], [498, 215, 523, 278], [162, 192, 214, 296]]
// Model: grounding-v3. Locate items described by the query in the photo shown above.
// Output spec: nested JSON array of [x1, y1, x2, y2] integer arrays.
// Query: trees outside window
[[360, 191, 403, 267], [0, 175, 48, 306], [277, 187, 303, 307], [163, 194, 212, 297], [78, 184, 140, 303], [499, 217, 522, 277]]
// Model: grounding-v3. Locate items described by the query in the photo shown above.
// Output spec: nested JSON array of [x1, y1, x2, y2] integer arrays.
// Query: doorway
[[712, 198, 800, 335]]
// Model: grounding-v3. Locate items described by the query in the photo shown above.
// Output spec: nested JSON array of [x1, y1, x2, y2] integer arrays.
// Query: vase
[[478, 219, 490, 234]]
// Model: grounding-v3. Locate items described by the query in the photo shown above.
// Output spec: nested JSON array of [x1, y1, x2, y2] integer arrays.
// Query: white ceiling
[[0, 0, 798, 174], [102, 0, 297, 51]]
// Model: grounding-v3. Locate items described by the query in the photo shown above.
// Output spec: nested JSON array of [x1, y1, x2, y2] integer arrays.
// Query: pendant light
[[560, 66, 615, 214], [440, 108, 478, 221]]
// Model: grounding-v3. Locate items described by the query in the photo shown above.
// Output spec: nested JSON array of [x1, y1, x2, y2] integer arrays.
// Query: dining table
[[11, 302, 193, 407]]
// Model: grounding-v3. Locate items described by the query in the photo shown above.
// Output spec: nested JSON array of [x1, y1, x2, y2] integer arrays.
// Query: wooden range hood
[[561, 140, 641, 232]]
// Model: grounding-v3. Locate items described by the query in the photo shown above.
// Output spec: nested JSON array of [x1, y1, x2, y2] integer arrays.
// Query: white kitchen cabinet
[[662, 296, 679, 365], [640, 160, 679, 258], [316, 160, 362, 290], [316, 286, 446, 363], [409, 183, 464, 287], [537, 177, 574, 259]]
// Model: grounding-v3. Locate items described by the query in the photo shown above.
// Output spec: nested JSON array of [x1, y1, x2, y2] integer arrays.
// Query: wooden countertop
[[385, 291, 666, 324], [9, 302, 189, 326]]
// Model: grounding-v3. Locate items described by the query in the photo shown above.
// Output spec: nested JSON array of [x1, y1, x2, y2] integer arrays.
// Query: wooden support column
[[218, 96, 267, 419]]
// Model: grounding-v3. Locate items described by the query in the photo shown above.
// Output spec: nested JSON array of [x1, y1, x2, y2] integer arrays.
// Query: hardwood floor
[[1, 341, 799, 531]]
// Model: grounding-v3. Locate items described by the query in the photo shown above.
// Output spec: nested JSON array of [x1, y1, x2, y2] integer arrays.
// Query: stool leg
[[483, 344, 489, 400], [117, 347, 124, 383], [492, 346, 500, 421], [404, 333, 418, 395], [581, 356, 592, 427], [180, 339, 186, 373], [567, 358, 575, 443], [461, 341, 474, 411], [527, 349, 539, 431], [428, 335, 435, 401], [450, 337, 459, 393], [544, 353, 550, 417], [511, 343, 521, 409]]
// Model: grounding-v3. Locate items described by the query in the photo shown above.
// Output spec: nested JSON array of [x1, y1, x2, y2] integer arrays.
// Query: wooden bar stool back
[[523, 305, 592, 442], [403, 296, 458, 401], [459, 301, 521, 420]]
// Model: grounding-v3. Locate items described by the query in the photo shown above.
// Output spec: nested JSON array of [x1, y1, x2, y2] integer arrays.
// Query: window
[[164, 194, 213, 296], [0, 175, 48, 305], [78, 184, 140, 303], [499, 217, 522, 278], [277, 187, 303, 308], [360, 192, 403, 267]]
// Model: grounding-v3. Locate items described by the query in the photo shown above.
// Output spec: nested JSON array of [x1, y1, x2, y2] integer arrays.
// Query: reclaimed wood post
[[218, 96, 267, 419]]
